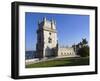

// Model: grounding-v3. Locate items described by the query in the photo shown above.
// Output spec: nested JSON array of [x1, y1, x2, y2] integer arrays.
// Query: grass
[[26, 57, 89, 68]]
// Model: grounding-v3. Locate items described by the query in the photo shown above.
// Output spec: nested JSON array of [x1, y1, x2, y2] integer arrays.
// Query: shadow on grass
[[26, 57, 89, 68]]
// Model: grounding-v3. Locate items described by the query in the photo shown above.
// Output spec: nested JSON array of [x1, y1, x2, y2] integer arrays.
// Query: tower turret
[[51, 19, 56, 29]]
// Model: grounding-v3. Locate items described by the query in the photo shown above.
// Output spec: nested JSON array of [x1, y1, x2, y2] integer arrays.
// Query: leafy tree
[[77, 46, 89, 57], [82, 38, 88, 46], [72, 38, 89, 57], [78, 42, 83, 48]]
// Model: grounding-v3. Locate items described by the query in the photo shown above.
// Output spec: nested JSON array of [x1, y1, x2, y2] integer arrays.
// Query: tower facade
[[36, 17, 58, 59]]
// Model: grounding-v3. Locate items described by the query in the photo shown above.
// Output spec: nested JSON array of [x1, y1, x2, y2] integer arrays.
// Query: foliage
[[72, 38, 89, 57], [82, 38, 88, 45], [72, 38, 88, 48], [77, 46, 89, 57]]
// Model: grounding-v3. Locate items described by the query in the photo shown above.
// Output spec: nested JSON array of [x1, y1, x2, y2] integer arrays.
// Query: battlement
[[38, 17, 56, 30]]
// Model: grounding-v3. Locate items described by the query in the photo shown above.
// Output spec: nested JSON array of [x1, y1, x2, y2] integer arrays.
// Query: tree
[[72, 38, 89, 57], [78, 42, 82, 48], [82, 38, 88, 46], [77, 46, 89, 57]]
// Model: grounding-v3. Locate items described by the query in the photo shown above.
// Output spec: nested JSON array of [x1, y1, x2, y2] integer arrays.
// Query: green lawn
[[26, 57, 89, 68]]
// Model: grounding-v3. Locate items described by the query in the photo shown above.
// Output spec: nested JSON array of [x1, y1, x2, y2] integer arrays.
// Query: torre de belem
[[36, 17, 76, 59]]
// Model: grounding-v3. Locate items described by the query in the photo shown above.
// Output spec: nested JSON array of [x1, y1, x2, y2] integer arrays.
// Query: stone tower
[[36, 17, 58, 59]]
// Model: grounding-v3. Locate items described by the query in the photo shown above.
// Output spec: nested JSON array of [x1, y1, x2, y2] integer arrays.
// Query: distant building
[[36, 17, 76, 59], [58, 47, 76, 58]]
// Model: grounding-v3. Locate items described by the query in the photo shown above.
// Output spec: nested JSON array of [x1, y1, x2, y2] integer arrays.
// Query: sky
[[25, 12, 89, 51]]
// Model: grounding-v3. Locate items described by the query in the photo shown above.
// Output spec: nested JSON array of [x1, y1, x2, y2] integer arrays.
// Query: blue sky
[[25, 12, 89, 51]]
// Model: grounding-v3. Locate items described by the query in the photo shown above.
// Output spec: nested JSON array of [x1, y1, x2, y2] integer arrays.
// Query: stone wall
[[58, 47, 76, 58]]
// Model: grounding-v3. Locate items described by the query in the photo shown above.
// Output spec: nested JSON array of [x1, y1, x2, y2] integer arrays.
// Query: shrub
[[77, 46, 89, 57]]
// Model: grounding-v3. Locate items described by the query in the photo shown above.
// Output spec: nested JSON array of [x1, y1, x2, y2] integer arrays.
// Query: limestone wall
[[58, 47, 76, 57]]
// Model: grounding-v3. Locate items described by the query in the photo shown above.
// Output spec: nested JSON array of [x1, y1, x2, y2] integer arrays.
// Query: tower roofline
[[38, 17, 55, 24]]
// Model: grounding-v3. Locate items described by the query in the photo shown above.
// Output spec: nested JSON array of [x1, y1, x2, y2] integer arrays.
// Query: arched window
[[49, 32, 51, 35], [48, 37, 52, 43]]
